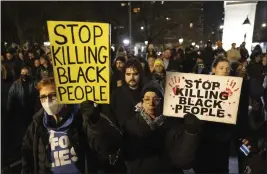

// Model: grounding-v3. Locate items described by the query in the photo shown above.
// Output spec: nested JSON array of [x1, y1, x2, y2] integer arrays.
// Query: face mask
[[41, 99, 64, 115]]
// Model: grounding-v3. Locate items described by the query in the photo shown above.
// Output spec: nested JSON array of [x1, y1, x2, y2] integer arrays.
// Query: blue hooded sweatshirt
[[43, 105, 81, 174]]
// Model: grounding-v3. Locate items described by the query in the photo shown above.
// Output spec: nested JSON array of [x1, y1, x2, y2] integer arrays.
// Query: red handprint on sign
[[168, 76, 181, 95], [223, 80, 239, 97]]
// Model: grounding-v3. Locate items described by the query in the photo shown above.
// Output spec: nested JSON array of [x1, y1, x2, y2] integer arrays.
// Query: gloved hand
[[184, 113, 202, 134], [80, 100, 100, 124]]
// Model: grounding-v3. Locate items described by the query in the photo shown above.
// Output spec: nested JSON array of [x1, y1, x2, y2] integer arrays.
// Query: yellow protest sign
[[47, 21, 110, 104]]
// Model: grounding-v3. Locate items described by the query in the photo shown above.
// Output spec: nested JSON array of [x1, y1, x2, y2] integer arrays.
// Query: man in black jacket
[[103, 59, 147, 121], [162, 48, 183, 72]]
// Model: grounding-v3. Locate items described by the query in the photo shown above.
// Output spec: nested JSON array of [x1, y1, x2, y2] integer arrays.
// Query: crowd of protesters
[[1, 40, 266, 174]]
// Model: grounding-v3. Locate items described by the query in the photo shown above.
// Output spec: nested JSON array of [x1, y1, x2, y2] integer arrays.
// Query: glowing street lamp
[[178, 38, 184, 44], [123, 39, 130, 45], [242, 16, 251, 42], [190, 23, 193, 28], [262, 23, 266, 28], [191, 42, 196, 46], [219, 25, 224, 29], [141, 26, 144, 30], [144, 41, 148, 45]]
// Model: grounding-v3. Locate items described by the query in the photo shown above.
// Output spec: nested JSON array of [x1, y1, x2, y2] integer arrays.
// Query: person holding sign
[[82, 81, 201, 173], [21, 78, 119, 174], [194, 58, 235, 173]]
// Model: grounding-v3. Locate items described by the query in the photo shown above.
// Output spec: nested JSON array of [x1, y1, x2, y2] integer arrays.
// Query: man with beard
[[110, 58, 147, 124], [111, 56, 126, 92], [101, 58, 147, 172], [162, 48, 183, 72]]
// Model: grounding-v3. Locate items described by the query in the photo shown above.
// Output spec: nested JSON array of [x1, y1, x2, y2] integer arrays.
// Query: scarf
[[135, 102, 165, 130]]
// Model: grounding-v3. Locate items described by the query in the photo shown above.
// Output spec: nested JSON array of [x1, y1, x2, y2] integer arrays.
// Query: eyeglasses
[[143, 97, 161, 104], [39, 92, 57, 103]]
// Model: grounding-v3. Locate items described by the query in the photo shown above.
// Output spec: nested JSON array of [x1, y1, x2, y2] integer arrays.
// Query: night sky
[[1, 1, 224, 44]]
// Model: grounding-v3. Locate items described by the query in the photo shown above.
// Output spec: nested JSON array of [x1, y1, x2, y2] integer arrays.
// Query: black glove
[[80, 100, 100, 124], [184, 113, 202, 134]]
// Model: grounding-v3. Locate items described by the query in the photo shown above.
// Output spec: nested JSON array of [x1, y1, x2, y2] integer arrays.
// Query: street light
[[179, 38, 184, 44], [192, 42, 196, 46], [141, 26, 144, 30], [144, 41, 148, 45], [123, 39, 130, 45], [190, 23, 193, 28], [262, 23, 267, 28], [44, 42, 50, 46], [219, 25, 224, 29], [166, 17, 171, 21], [242, 16, 251, 42]]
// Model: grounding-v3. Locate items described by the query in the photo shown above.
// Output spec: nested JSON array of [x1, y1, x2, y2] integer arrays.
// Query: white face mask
[[41, 99, 64, 115]]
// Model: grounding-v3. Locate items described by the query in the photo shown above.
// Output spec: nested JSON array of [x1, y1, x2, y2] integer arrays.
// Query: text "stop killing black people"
[[48, 21, 110, 104]]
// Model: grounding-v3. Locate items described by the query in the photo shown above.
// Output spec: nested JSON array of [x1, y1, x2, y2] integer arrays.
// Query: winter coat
[[152, 72, 166, 89], [92, 84, 200, 173], [240, 47, 249, 62], [3, 59, 16, 81], [227, 48, 241, 62], [214, 48, 227, 58], [192, 62, 210, 74], [247, 63, 264, 83], [110, 70, 124, 92], [202, 47, 215, 68], [39, 65, 53, 80], [6, 79, 38, 114], [165, 58, 184, 72], [21, 106, 106, 174]]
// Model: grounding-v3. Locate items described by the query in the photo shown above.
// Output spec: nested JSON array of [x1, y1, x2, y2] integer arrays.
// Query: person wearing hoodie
[[202, 40, 215, 71], [192, 56, 210, 75], [152, 59, 166, 89], [40, 55, 54, 80], [6, 66, 38, 126], [240, 42, 249, 63], [247, 52, 264, 84], [83, 81, 201, 173], [21, 78, 120, 174], [110, 56, 126, 92], [6, 67, 38, 165]]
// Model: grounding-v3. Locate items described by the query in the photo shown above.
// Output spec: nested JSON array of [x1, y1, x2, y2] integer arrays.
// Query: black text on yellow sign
[[47, 21, 110, 104]]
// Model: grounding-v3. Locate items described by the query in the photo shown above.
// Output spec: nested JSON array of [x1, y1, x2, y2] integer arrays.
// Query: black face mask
[[20, 74, 29, 81]]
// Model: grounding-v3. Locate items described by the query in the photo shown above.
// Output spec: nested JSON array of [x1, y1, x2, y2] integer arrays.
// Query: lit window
[[133, 8, 141, 13]]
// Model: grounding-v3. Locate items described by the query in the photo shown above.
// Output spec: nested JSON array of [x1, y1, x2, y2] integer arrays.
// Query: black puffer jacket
[[21, 106, 109, 174], [93, 82, 200, 173]]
